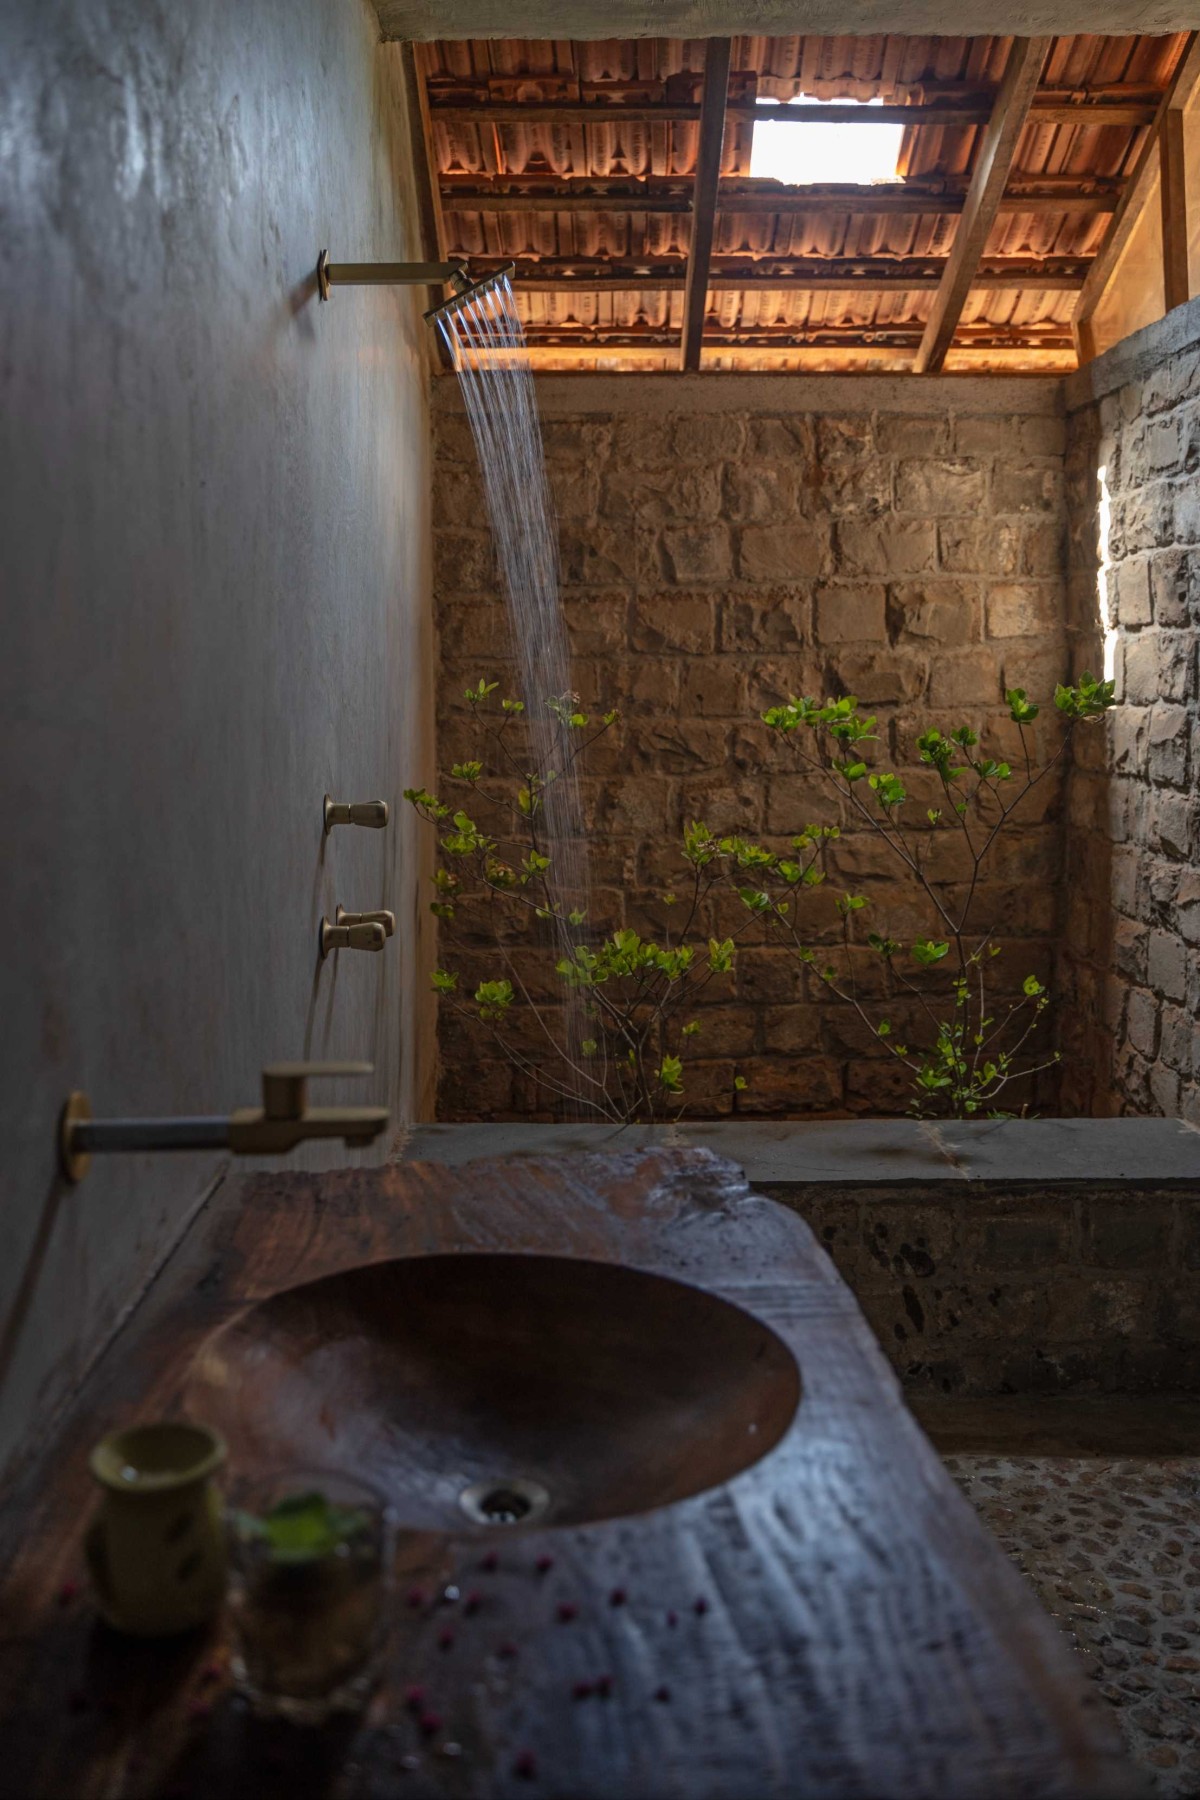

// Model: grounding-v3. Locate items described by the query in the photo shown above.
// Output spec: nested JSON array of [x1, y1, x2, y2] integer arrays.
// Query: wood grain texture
[[1075, 31, 1200, 336], [0, 1149, 1138, 1800], [1160, 107, 1192, 312], [680, 38, 732, 373], [914, 38, 1053, 374]]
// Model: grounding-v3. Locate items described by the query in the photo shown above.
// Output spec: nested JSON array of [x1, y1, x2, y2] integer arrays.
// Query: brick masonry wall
[[431, 375, 1072, 1122], [1060, 310, 1200, 1124]]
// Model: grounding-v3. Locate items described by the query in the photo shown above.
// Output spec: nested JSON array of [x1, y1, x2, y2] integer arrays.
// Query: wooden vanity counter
[[0, 1147, 1137, 1798]]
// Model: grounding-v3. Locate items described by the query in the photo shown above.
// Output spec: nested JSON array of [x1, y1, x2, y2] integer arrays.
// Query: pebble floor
[[946, 1456, 1200, 1797]]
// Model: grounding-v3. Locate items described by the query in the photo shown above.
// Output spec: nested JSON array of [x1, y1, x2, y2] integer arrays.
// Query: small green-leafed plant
[[696, 673, 1116, 1119], [234, 1491, 371, 1566], [406, 682, 746, 1123]]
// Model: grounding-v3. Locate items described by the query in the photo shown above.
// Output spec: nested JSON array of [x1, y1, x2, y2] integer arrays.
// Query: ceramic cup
[[85, 1420, 228, 1636]]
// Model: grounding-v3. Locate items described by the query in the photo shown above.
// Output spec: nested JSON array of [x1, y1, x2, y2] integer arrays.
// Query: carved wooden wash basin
[[184, 1255, 802, 1529], [0, 1147, 1137, 1799]]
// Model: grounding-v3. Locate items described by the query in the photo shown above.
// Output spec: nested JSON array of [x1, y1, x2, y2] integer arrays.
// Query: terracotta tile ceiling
[[417, 33, 1190, 372]]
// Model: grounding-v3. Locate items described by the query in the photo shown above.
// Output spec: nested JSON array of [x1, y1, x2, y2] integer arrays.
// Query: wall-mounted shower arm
[[425, 263, 517, 323], [316, 249, 469, 302]]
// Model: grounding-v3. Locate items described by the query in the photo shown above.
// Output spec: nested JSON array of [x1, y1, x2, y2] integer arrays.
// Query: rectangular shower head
[[424, 264, 518, 325]]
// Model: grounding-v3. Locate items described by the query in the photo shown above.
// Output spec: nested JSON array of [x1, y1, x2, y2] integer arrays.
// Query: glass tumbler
[[226, 1470, 393, 1724]]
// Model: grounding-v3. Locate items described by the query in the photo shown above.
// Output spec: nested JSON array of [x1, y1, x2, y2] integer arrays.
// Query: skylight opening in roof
[[748, 96, 904, 186]]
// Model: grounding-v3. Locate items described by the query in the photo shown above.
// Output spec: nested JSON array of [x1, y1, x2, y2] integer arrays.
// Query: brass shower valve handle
[[319, 917, 386, 959], [323, 796, 389, 833], [335, 905, 395, 939]]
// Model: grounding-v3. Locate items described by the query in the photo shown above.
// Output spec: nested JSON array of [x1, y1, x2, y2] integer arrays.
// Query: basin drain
[[459, 1477, 551, 1527]]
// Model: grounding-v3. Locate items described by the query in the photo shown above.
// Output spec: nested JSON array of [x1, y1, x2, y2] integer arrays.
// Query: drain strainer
[[459, 1477, 551, 1527]]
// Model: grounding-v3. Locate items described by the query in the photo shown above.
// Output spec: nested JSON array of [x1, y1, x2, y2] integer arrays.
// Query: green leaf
[[658, 1054, 684, 1094], [475, 979, 514, 1020], [733, 1075, 748, 1092], [1022, 974, 1046, 997], [1005, 687, 1040, 725], [450, 761, 483, 782], [911, 939, 951, 967], [238, 1491, 369, 1566]]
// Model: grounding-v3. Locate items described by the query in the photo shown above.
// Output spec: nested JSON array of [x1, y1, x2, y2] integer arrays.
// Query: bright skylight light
[[748, 95, 904, 187]]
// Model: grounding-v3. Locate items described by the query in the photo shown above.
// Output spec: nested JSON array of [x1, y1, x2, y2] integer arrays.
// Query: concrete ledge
[[431, 371, 1065, 416], [1064, 293, 1200, 411], [397, 1117, 1200, 1188]]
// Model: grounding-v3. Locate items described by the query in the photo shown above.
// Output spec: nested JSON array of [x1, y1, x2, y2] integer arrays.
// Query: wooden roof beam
[[402, 43, 453, 371], [914, 37, 1052, 375], [428, 100, 1158, 129], [680, 39, 731, 372], [1074, 32, 1200, 348], [441, 183, 1117, 216]]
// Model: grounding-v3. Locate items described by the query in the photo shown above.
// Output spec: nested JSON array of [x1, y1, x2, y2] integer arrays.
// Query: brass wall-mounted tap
[[319, 917, 386, 958], [323, 796, 389, 833], [335, 905, 395, 939], [58, 1063, 389, 1184]]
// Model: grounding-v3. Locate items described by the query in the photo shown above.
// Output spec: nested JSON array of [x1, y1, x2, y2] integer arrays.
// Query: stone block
[[877, 414, 951, 455], [761, 1004, 824, 1053], [561, 592, 628, 656], [1147, 703, 1190, 790], [541, 418, 612, 463], [1159, 1004, 1193, 1074], [720, 589, 811, 653], [678, 659, 748, 717], [1148, 929, 1187, 1002], [937, 520, 1021, 576], [1150, 547, 1199, 627], [675, 413, 745, 460], [1143, 413, 1184, 476], [813, 583, 887, 644], [611, 414, 673, 468], [1125, 986, 1160, 1059], [657, 524, 733, 585], [1120, 632, 1160, 705], [737, 522, 828, 582], [631, 593, 717, 655], [816, 416, 873, 461], [1021, 521, 1065, 576], [1151, 789, 1194, 859], [836, 519, 938, 576], [951, 415, 1022, 456], [601, 463, 723, 522], [831, 651, 929, 704], [722, 462, 801, 522], [992, 465, 1064, 515], [1081, 1198, 1172, 1269], [734, 1056, 843, 1113], [1113, 918, 1148, 981], [435, 531, 494, 593], [927, 650, 1004, 706], [438, 600, 511, 660], [748, 416, 815, 461], [1114, 557, 1154, 627], [888, 579, 978, 646], [680, 1007, 758, 1057], [895, 459, 987, 516], [560, 526, 639, 585], [548, 464, 600, 519], [1019, 414, 1068, 458], [971, 1214, 1072, 1270], [985, 582, 1063, 639], [818, 459, 893, 516]]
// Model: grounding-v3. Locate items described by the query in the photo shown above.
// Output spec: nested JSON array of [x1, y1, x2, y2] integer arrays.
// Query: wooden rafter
[[428, 98, 1159, 129], [914, 37, 1053, 375], [1074, 31, 1200, 344], [440, 179, 1118, 216], [681, 38, 732, 371]]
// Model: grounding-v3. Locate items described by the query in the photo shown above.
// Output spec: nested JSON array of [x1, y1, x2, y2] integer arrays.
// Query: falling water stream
[[436, 276, 592, 1115]]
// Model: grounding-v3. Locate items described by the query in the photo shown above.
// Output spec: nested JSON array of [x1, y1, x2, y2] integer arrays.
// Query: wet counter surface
[[0, 1146, 1139, 1798]]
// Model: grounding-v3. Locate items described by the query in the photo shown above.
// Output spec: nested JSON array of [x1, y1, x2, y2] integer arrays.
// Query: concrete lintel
[[431, 370, 1067, 417], [377, 3, 1199, 42]]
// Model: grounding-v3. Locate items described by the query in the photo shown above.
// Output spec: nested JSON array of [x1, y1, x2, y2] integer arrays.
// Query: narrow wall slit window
[[748, 96, 905, 186]]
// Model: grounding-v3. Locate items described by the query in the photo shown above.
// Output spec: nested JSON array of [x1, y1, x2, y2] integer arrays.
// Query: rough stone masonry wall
[[1060, 300, 1200, 1124], [431, 375, 1071, 1122]]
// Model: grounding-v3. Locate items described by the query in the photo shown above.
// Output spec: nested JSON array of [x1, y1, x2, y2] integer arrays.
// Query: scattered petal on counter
[[556, 1602, 578, 1624], [56, 1581, 80, 1607], [535, 1554, 555, 1574], [609, 1587, 627, 1607], [513, 1749, 538, 1779], [654, 1685, 672, 1703]]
